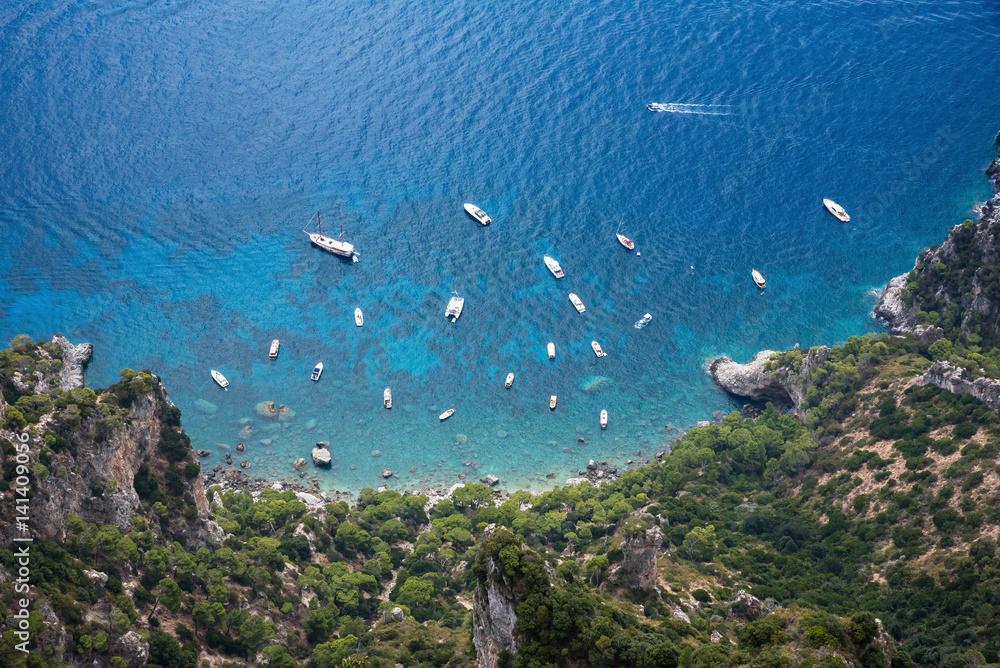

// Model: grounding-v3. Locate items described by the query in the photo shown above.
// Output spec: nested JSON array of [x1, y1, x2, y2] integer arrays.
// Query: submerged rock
[[580, 375, 613, 394], [235, 442, 245, 452], [293, 457, 308, 471], [382, 468, 393, 478], [194, 399, 218, 415], [277, 405, 294, 420], [256, 401, 278, 418]]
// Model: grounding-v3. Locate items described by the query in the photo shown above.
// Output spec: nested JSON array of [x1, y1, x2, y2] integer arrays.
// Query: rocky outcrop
[[875, 145, 1000, 340], [923, 361, 1000, 410], [311, 444, 332, 467], [728, 589, 770, 621], [610, 523, 662, 590], [12, 372, 216, 547], [709, 347, 829, 420], [473, 525, 528, 668], [51, 334, 93, 391]]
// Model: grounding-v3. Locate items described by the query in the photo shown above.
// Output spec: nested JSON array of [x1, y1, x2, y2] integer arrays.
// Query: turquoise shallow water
[[2, 0, 1000, 494]]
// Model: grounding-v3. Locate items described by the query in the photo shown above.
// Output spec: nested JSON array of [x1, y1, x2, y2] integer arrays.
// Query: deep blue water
[[2, 0, 1000, 495]]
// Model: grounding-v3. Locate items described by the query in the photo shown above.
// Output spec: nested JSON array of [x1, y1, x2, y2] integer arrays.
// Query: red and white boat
[[616, 221, 635, 251]]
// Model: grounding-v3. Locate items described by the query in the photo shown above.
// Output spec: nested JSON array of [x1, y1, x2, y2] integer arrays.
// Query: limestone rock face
[[873, 274, 916, 334], [610, 526, 662, 590], [923, 361, 1000, 410], [473, 525, 528, 668], [709, 347, 829, 420], [115, 630, 150, 666], [52, 334, 93, 391], [24, 374, 215, 545]]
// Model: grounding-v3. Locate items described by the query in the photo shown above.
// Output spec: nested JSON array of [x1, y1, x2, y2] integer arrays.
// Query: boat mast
[[317, 212, 322, 236], [340, 225, 344, 242]]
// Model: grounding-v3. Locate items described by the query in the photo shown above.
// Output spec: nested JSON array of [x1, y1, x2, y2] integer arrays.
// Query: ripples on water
[[1, 0, 999, 493]]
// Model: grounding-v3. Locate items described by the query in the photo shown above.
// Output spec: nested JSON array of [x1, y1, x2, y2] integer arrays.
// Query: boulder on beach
[[256, 401, 279, 418], [311, 447, 332, 467], [240, 460, 250, 468], [481, 474, 499, 486], [196, 450, 211, 458], [194, 399, 218, 415]]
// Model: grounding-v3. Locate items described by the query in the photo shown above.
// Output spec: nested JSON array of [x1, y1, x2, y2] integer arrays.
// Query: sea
[[2, 0, 999, 496]]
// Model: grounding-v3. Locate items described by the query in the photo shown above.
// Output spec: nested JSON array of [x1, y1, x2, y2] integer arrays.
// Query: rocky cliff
[[922, 360, 1000, 410], [874, 146, 1000, 342], [610, 521, 662, 590], [709, 346, 829, 420], [0, 337, 219, 548], [472, 524, 549, 668]]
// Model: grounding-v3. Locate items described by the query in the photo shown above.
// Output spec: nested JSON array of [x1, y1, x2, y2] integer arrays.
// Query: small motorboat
[[752, 270, 766, 289], [384, 388, 392, 409], [549, 395, 557, 410], [543, 255, 565, 279], [505, 373, 515, 389], [616, 220, 635, 251], [464, 203, 492, 226], [439, 408, 455, 421], [311, 362, 324, 381], [600, 409, 608, 429], [591, 341, 607, 358], [634, 313, 652, 329], [568, 293, 586, 313], [823, 199, 850, 222], [268, 339, 280, 359], [547, 342, 556, 360], [355, 308, 364, 327], [446, 294, 465, 322], [211, 370, 229, 388], [647, 103, 669, 112]]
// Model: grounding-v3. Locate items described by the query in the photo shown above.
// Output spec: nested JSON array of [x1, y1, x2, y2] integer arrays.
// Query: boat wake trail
[[646, 102, 733, 116]]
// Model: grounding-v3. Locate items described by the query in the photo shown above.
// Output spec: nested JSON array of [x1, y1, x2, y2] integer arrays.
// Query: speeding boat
[[439, 408, 455, 421], [505, 373, 515, 389], [591, 341, 607, 358], [600, 409, 608, 429], [355, 308, 364, 327], [384, 388, 392, 409], [616, 220, 635, 251], [634, 313, 652, 329], [547, 342, 556, 360], [303, 212, 356, 258], [646, 103, 670, 112], [549, 395, 557, 410], [464, 203, 492, 226], [311, 362, 324, 381], [211, 370, 229, 388], [752, 270, 766, 289], [823, 199, 850, 222], [268, 339, 280, 359], [543, 255, 565, 279], [568, 293, 586, 313]]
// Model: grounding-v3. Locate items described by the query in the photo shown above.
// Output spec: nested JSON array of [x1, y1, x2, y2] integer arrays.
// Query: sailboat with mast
[[616, 220, 635, 251], [303, 212, 357, 260]]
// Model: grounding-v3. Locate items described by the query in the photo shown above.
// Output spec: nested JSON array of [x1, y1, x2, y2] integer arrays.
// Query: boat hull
[[505, 373, 514, 388], [311, 363, 323, 381], [543, 256, 565, 279], [549, 396, 557, 410], [211, 370, 229, 388], [616, 233, 635, 250], [463, 203, 491, 225], [600, 410, 608, 429], [591, 341, 606, 357], [439, 409, 455, 421], [823, 199, 850, 222], [568, 293, 586, 313], [547, 342, 555, 360], [384, 389, 392, 409], [355, 308, 364, 326], [269, 340, 280, 359], [306, 231, 355, 257]]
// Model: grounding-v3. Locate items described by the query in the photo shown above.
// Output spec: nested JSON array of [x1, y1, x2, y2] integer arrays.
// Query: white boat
[[463, 203, 492, 226], [752, 269, 766, 289], [543, 255, 565, 279], [268, 339, 280, 359], [600, 409, 608, 429], [647, 103, 669, 112], [439, 408, 455, 421], [211, 370, 229, 388], [505, 373, 515, 388], [355, 308, 364, 327], [384, 388, 392, 409], [446, 294, 465, 322], [823, 199, 850, 222], [634, 313, 652, 329], [547, 342, 556, 360], [591, 341, 607, 357], [311, 362, 324, 381], [616, 220, 635, 250], [568, 293, 586, 313], [303, 212, 356, 258], [549, 395, 557, 410]]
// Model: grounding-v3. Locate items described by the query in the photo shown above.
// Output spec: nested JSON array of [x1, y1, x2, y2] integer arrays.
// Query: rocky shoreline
[[710, 141, 1000, 414]]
